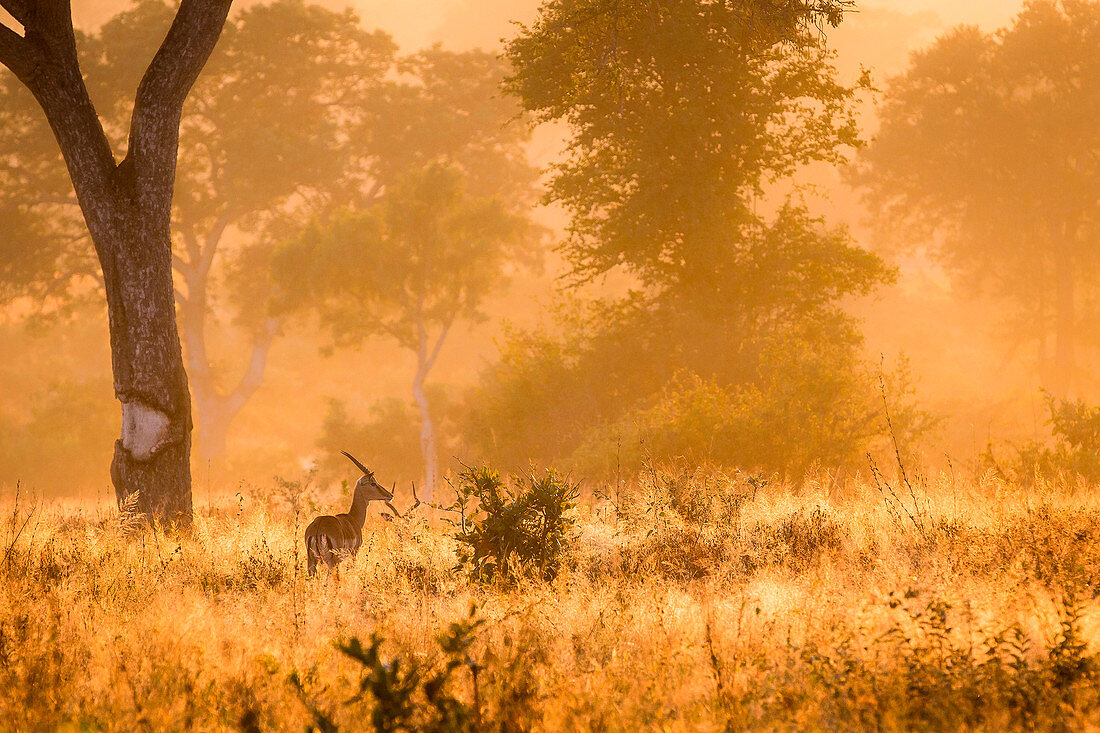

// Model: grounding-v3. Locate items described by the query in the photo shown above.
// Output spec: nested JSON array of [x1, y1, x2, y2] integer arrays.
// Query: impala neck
[[348, 491, 369, 529]]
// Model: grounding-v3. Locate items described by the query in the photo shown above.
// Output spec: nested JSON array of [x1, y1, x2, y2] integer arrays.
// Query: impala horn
[[341, 450, 371, 475]]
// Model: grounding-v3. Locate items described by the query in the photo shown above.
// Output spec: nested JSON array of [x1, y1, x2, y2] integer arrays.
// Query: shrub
[[983, 392, 1100, 485], [288, 609, 486, 733], [461, 297, 934, 480], [446, 466, 578, 583]]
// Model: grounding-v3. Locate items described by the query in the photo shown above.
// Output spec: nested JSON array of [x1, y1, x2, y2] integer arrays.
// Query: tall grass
[[2, 469, 1099, 731]]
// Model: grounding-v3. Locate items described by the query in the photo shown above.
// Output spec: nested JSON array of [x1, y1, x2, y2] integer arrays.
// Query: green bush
[[446, 466, 578, 583]]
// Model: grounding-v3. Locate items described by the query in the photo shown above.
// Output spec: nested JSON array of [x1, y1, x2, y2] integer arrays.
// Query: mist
[[2, 0, 1059, 500], [9, 1, 1100, 729]]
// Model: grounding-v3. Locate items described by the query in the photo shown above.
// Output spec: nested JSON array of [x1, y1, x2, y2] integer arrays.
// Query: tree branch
[[197, 211, 231, 280], [126, 0, 232, 205], [224, 317, 279, 414], [423, 314, 455, 376], [21, 0, 71, 39], [0, 18, 32, 81], [10, 2, 119, 232]]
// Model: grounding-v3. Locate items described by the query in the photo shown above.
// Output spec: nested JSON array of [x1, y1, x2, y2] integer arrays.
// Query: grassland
[[3, 467, 1100, 731]]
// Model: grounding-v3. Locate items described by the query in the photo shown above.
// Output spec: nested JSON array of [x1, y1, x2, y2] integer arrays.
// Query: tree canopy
[[274, 161, 539, 495], [504, 0, 865, 293], [853, 0, 1100, 393], [0, 0, 537, 464], [459, 0, 910, 477]]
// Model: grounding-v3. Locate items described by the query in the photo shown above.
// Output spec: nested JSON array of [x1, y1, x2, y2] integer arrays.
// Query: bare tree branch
[[26, 0, 76, 45], [197, 211, 231, 279], [423, 314, 455, 375], [9, 3, 119, 228]]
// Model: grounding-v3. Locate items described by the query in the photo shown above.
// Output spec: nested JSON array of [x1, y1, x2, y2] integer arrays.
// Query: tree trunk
[[412, 374, 438, 501], [0, 0, 234, 524], [105, 215, 193, 523], [184, 316, 279, 466], [178, 247, 279, 466], [194, 393, 230, 465]]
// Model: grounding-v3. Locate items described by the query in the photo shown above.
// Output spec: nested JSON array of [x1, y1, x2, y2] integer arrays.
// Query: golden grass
[[3, 470, 1100, 731]]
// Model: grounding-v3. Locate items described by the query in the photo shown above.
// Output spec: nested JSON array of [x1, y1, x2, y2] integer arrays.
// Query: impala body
[[305, 451, 399, 576]]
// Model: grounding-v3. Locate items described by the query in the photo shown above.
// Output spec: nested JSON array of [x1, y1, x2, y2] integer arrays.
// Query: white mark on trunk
[[120, 401, 171, 460]]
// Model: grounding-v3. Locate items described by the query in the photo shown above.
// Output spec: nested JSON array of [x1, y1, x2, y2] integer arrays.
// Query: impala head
[[341, 451, 394, 502]]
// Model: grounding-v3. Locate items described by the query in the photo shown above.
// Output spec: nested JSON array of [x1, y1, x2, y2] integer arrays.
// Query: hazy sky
[[61, 0, 1028, 52], [366, 0, 1027, 52]]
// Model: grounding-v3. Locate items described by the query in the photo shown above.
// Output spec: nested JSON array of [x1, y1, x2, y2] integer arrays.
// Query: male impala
[[305, 451, 407, 576]]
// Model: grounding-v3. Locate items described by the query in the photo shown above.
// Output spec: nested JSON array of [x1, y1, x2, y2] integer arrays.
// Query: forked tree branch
[[1, 2, 119, 225], [127, 0, 233, 203]]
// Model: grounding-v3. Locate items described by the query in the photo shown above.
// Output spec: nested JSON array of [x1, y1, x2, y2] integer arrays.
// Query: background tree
[[461, 0, 915, 476], [268, 45, 539, 496], [505, 0, 861, 294], [0, 5, 545, 469], [0, 0, 396, 465], [0, 0, 232, 522], [853, 0, 1100, 394], [274, 163, 537, 498]]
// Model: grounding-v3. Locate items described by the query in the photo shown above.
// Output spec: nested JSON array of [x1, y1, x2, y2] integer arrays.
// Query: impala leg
[[324, 546, 339, 572], [305, 537, 317, 577]]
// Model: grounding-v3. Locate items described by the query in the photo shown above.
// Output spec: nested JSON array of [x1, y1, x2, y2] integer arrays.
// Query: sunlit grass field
[[3, 468, 1100, 731]]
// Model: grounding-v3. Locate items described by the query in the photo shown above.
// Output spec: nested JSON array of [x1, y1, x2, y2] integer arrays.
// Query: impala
[[304, 451, 418, 576]]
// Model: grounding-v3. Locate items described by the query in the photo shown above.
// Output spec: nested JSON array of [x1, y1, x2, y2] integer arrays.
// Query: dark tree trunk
[[104, 215, 193, 521], [0, 0, 234, 524]]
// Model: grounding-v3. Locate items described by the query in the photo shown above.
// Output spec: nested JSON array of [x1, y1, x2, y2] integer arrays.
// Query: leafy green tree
[[467, 0, 903, 476], [0, 0, 395, 465], [505, 0, 862, 293], [361, 45, 536, 202], [853, 0, 1100, 394], [274, 163, 537, 498]]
